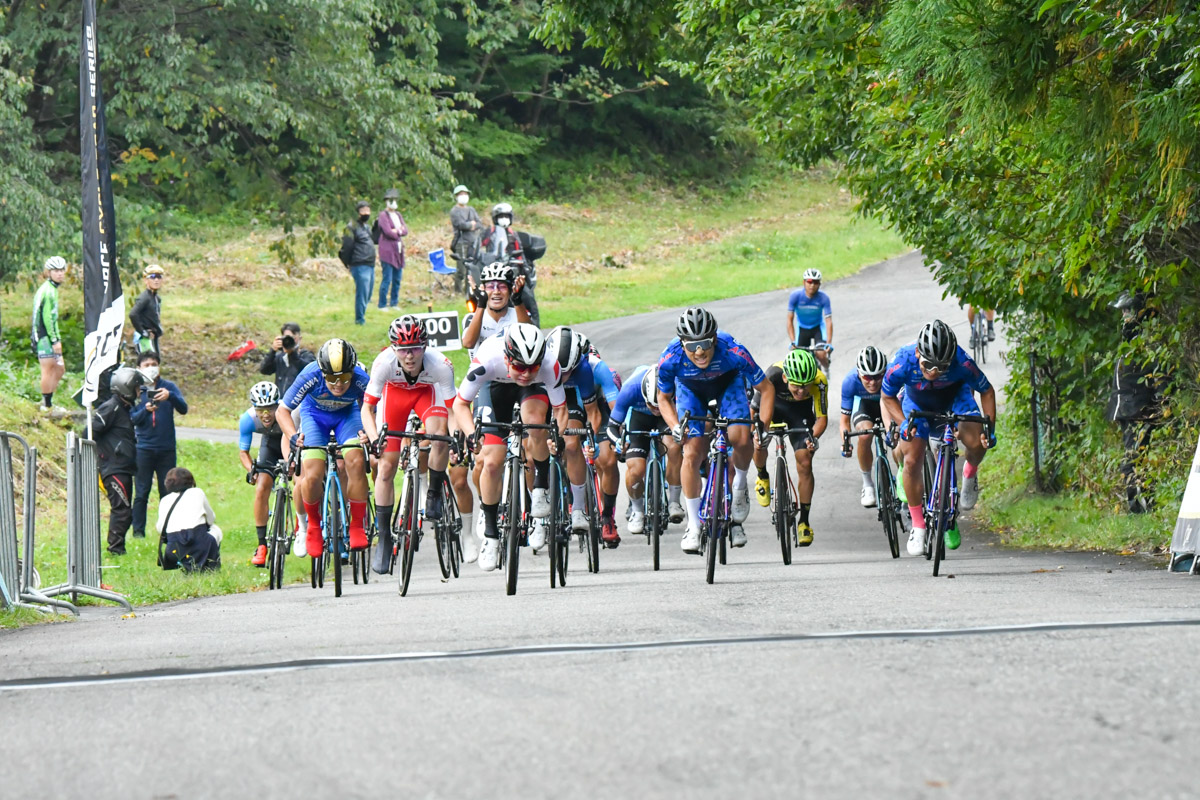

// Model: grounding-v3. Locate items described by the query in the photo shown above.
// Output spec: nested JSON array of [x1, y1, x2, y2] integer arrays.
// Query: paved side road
[[4, 253, 1197, 799]]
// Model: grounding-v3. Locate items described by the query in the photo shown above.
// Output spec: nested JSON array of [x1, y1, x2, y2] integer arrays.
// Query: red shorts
[[373, 383, 448, 452]]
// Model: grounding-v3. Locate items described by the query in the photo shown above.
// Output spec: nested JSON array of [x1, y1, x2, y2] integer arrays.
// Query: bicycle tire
[[268, 486, 287, 589], [549, 462, 564, 589], [774, 453, 792, 566], [311, 550, 320, 588], [584, 468, 600, 574], [445, 482, 461, 579], [922, 447, 936, 561], [328, 491, 343, 598], [706, 453, 725, 584], [400, 476, 419, 597], [435, 520, 452, 581], [360, 502, 374, 585], [874, 456, 900, 559], [933, 451, 952, 577], [647, 454, 663, 571], [505, 460, 522, 596]]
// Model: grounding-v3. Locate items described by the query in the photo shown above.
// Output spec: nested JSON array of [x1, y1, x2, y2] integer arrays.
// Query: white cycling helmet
[[548, 326, 588, 375], [44, 256, 67, 272], [856, 346, 888, 377], [249, 381, 280, 408], [676, 307, 717, 341], [504, 322, 546, 367], [803, 268, 822, 282], [640, 366, 659, 409]]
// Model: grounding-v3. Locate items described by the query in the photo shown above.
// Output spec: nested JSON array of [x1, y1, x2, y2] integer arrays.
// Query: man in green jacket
[[32, 256, 67, 412]]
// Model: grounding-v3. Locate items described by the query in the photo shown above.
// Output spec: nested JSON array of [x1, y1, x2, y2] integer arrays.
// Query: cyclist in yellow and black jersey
[[751, 349, 828, 546]]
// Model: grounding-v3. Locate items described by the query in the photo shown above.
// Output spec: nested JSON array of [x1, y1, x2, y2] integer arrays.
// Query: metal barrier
[[41, 433, 131, 610], [0, 432, 76, 615]]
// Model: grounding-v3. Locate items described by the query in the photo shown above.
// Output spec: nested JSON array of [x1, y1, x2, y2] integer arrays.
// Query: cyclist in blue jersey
[[278, 339, 372, 561], [881, 320, 996, 557], [237, 381, 289, 566], [605, 365, 684, 536], [657, 307, 774, 553], [786, 267, 833, 369], [838, 346, 892, 508]]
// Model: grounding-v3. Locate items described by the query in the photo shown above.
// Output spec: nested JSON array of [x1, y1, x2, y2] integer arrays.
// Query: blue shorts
[[300, 404, 362, 458], [676, 375, 752, 438], [901, 383, 981, 440]]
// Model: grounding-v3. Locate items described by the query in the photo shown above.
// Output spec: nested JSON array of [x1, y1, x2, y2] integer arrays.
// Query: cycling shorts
[[375, 383, 447, 453], [624, 409, 667, 460], [850, 397, 882, 428], [793, 326, 824, 349], [299, 404, 363, 459], [676, 374, 751, 438], [477, 382, 549, 446], [766, 400, 816, 451], [255, 433, 285, 469], [35, 337, 63, 363], [901, 383, 980, 440], [564, 391, 612, 430]]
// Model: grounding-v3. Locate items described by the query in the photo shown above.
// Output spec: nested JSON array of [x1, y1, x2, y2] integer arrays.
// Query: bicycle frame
[[685, 412, 754, 584]]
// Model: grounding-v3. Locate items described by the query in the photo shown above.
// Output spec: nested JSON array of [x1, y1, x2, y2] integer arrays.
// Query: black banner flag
[[80, 0, 123, 405]]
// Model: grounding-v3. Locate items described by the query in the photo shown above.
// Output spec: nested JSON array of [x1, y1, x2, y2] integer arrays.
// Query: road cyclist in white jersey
[[452, 323, 570, 571], [359, 315, 459, 573]]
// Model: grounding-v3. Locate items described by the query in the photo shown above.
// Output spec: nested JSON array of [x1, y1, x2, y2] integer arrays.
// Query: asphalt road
[[5, 252, 1199, 799]]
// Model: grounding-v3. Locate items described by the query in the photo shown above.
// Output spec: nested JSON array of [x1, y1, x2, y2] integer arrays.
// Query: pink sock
[[963, 461, 978, 480], [909, 505, 926, 529]]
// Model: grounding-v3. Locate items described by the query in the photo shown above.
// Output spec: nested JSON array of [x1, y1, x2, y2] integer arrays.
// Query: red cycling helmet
[[388, 315, 428, 348]]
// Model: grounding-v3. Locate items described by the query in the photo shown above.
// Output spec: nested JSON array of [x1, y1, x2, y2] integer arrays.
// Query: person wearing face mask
[[130, 351, 189, 540], [449, 184, 482, 296], [339, 200, 377, 325], [480, 202, 540, 326], [377, 188, 408, 312]]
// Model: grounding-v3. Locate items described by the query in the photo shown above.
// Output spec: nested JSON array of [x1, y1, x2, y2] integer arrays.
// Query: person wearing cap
[[130, 264, 165, 356], [344, 200, 377, 325], [32, 256, 67, 412], [449, 184, 482, 296], [377, 188, 408, 312]]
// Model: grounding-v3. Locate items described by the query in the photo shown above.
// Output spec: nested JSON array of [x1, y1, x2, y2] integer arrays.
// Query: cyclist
[[479, 202, 539, 325], [838, 346, 890, 508], [656, 307, 774, 553], [32, 256, 67, 412], [751, 348, 827, 546], [584, 344, 623, 544], [605, 365, 684, 535], [786, 267, 833, 370], [966, 305, 997, 347], [881, 319, 996, 556], [238, 381, 288, 566], [278, 338, 372, 561], [360, 316, 459, 573], [452, 323, 570, 571]]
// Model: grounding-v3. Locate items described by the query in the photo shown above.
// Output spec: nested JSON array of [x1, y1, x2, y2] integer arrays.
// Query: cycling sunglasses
[[919, 358, 949, 373], [682, 337, 715, 354], [325, 373, 354, 386], [859, 371, 885, 382], [804, 279, 820, 285], [508, 360, 538, 374], [393, 346, 425, 358], [483, 281, 509, 291]]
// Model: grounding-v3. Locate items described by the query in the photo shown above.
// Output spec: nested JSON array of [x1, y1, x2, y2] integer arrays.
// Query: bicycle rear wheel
[[932, 452, 952, 577], [647, 456, 664, 571], [505, 461, 522, 596], [875, 456, 900, 559], [774, 453, 793, 566]]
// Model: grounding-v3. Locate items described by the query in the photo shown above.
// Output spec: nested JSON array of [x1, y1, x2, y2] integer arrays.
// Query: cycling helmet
[[640, 366, 660, 409], [492, 202, 513, 225], [44, 256, 67, 272], [548, 326, 587, 374], [249, 381, 280, 408], [389, 315, 429, 348], [782, 348, 819, 385], [856, 346, 888, 377], [504, 323, 546, 367], [803, 268, 822, 282], [676, 307, 717, 341], [110, 367, 145, 403], [915, 319, 957, 366], [479, 262, 515, 288], [317, 338, 358, 376]]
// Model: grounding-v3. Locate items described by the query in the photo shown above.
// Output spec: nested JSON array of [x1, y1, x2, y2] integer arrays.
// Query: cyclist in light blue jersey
[[786, 268, 833, 369]]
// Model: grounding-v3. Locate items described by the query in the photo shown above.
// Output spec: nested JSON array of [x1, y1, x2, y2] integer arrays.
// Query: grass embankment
[[0, 167, 908, 622]]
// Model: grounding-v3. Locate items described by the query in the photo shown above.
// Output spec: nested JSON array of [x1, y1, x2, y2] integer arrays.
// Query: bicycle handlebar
[[908, 411, 992, 427]]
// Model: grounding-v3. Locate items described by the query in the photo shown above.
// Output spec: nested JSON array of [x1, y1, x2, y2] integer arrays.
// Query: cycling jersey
[[611, 365, 654, 424], [365, 348, 455, 450], [238, 408, 282, 451], [455, 334, 566, 408], [559, 356, 599, 405], [883, 344, 990, 439], [464, 305, 518, 359], [657, 331, 765, 437], [31, 279, 60, 358], [788, 288, 831, 335], [764, 363, 828, 418], [282, 361, 370, 454], [840, 370, 881, 413]]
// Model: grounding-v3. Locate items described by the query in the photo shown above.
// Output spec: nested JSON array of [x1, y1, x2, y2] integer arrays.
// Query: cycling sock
[[255, 525, 267, 546], [756, 465, 769, 480], [668, 485, 682, 505], [349, 500, 367, 531], [481, 501, 499, 538], [603, 492, 617, 520], [909, 504, 926, 529], [685, 496, 702, 529], [800, 503, 811, 525], [297, 510, 308, 531], [461, 512, 472, 538], [42, 393, 53, 408], [376, 504, 393, 538], [733, 466, 748, 491], [571, 483, 585, 509], [963, 461, 978, 480], [632, 497, 645, 514], [303, 501, 322, 528], [533, 458, 549, 490], [861, 470, 874, 488]]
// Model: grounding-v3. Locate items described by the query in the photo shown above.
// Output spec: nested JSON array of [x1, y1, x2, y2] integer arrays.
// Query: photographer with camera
[[480, 202, 545, 326], [259, 322, 316, 396], [130, 351, 189, 541]]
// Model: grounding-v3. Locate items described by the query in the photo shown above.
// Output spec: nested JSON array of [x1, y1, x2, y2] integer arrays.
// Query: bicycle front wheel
[[505, 460, 522, 596], [932, 453, 952, 577], [327, 492, 343, 598], [584, 469, 600, 574], [399, 477, 419, 597], [549, 461, 565, 589], [705, 455, 725, 584], [647, 456, 663, 572], [268, 486, 289, 589], [774, 453, 793, 566], [875, 456, 900, 559]]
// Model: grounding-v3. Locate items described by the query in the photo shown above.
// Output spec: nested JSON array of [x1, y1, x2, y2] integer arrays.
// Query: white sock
[[461, 512, 472, 536], [861, 470, 874, 488], [685, 496, 702, 529], [668, 485, 682, 504], [297, 512, 308, 530], [733, 466, 748, 491], [571, 483, 585, 509], [632, 497, 645, 514]]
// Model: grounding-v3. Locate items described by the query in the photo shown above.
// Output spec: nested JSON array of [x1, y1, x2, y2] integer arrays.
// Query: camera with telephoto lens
[[281, 334, 296, 350]]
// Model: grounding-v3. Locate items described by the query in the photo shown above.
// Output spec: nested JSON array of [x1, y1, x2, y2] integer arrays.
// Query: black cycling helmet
[[318, 338, 358, 376], [676, 307, 717, 341], [110, 367, 145, 403], [916, 320, 957, 366]]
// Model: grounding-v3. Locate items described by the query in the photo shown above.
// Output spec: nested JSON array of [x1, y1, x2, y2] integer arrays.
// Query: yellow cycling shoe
[[755, 476, 771, 507], [796, 521, 814, 547]]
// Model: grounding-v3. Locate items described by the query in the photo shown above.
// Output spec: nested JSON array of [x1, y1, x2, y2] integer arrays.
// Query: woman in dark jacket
[[156, 467, 222, 572]]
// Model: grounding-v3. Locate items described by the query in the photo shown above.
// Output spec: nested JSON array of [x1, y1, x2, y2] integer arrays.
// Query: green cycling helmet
[[782, 349, 819, 385]]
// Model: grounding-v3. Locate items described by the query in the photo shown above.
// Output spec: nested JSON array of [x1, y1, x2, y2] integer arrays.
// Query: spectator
[[157, 467, 222, 572], [93, 367, 144, 556], [339, 200, 376, 325], [130, 264, 165, 356], [259, 321, 316, 395], [449, 184, 482, 295], [377, 188, 408, 312], [1108, 291, 1162, 514], [130, 351, 188, 539], [31, 256, 67, 413], [480, 202, 540, 325]]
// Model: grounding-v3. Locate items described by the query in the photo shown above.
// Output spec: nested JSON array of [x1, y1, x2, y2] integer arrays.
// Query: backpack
[[370, 218, 382, 245]]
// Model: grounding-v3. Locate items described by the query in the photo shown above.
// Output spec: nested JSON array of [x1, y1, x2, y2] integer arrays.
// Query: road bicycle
[[683, 411, 755, 585], [622, 425, 671, 571], [844, 422, 904, 559], [565, 421, 603, 572], [908, 411, 992, 577], [263, 447, 300, 590], [971, 312, 988, 364], [300, 441, 365, 598], [546, 420, 572, 588], [763, 422, 814, 566], [796, 341, 835, 371]]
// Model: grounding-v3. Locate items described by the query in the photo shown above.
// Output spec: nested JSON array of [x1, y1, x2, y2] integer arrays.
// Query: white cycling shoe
[[907, 528, 926, 557], [732, 484, 751, 523], [292, 534, 307, 559], [730, 524, 747, 548], [570, 509, 589, 531], [530, 488, 551, 519], [667, 501, 685, 524], [860, 485, 877, 508], [462, 530, 479, 564], [960, 477, 980, 510], [681, 525, 702, 554], [528, 519, 547, 551], [628, 510, 645, 535], [478, 537, 500, 571]]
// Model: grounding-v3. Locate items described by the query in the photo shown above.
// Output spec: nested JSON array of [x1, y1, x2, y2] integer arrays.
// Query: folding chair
[[427, 248, 457, 292]]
